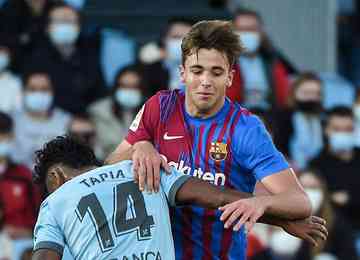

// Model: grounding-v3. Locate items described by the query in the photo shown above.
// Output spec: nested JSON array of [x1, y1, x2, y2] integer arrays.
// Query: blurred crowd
[[0, 0, 360, 259]]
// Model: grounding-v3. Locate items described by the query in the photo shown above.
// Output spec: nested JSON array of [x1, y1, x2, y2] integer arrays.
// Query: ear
[[227, 69, 235, 88], [46, 167, 67, 193], [179, 65, 186, 83]]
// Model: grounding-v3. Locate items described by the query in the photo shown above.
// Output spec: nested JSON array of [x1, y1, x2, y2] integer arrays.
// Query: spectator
[[139, 18, 192, 97], [226, 8, 297, 109], [0, 0, 56, 68], [274, 72, 324, 170], [310, 106, 360, 231], [0, 35, 22, 114], [68, 113, 103, 159], [22, 2, 107, 114], [294, 170, 358, 260], [12, 71, 71, 168], [88, 66, 145, 157], [0, 111, 41, 240], [0, 198, 13, 260]]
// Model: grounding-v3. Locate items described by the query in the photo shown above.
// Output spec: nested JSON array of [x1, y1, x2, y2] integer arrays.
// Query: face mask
[[353, 106, 360, 121], [49, 23, 80, 45], [269, 230, 301, 255], [165, 38, 182, 62], [329, 132, 355, 153], [0, 53, 9, 72], [305, 188, 324, 213], [0, 141, 12, 157], [115, 89, 142, 109], [24, 92, 53, 112], [238, 31, 260, 53], [296, 100, 322, 114]]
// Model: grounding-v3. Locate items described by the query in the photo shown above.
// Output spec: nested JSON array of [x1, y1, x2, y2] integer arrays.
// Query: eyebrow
[[189, 65, 225, 71]]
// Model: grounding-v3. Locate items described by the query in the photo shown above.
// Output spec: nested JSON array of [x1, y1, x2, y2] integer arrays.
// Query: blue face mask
[[49, 23, 80, 45], [238, 31, 261, 53], [115, 89, 142, 109], [24, 92, 53, 112], [329, 132, 355, 152], [0, 53, 9, 72], [0, 140, 12, 157], [165, 38, 182, 62]]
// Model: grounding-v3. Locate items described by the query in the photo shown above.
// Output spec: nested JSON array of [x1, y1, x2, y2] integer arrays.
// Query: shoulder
[[88, 98, 112, 116], [52, 108, 71, 122]]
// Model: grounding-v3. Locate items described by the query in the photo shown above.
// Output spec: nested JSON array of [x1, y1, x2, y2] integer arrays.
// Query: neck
[[185, 97, 225, 119], [331, 150, 354, 161], [26, 110, 50, 120], [55, 44, 75, 58]]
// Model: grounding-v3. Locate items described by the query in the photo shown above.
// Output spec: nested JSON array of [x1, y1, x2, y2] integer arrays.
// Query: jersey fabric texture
[[33, 160, 189, 260], [126, 89, 289, 260]]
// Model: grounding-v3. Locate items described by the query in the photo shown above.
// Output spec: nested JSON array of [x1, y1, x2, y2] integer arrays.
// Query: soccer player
[[32, 136, 326, 260], [107, 20, 316, 259]]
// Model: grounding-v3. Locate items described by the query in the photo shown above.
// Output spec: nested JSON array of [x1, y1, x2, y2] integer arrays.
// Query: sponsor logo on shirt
[[162, 156, 226, 186]]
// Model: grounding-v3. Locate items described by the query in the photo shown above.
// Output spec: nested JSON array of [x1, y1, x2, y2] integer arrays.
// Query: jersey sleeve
[[234, 115, 289, 181], [160, 167, 191, 207], [126, 93, 160, 145], [33, 200, 65, 256]]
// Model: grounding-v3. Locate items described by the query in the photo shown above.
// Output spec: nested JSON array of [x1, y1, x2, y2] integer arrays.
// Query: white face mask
[[165, 38, 182, 62], [329, 132, 355, 153], [269, 230, 302, 256], [353, 106, 360, 121], [0, 141, 12, 157], [49, 23, 80, 45], [305, 188, 324, 213], [238, 31, 261, 53], [24, 91, 53, 112], [115, 89, 142, 109], [0, 52, 9, 72]]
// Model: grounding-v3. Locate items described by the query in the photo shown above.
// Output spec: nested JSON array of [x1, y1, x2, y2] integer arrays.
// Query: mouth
[[196, 92, 213, 99]]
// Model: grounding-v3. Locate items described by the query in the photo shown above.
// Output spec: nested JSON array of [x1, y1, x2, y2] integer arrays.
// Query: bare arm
[[32, 249, 61, 260], [105, 140, 133, 165], [176, 177, 327, 245], [259, 168, 312, 219]]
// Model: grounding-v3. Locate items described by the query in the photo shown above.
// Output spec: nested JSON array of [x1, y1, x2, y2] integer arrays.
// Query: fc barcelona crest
[[210, 142, 227, 161]]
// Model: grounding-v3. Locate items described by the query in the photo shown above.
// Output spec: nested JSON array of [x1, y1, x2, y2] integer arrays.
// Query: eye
[[212, 70, 223, 76], [191, 69, 202, 75]]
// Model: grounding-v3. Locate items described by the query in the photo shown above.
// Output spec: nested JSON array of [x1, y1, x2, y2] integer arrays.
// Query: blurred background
[[0, 0, 359, 259]]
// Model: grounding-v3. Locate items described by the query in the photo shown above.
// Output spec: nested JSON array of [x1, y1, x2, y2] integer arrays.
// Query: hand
[[219, 196, 269, 232], [132, 141, 171, 193], [332, 191, 349, 206], [281, 216, 328, 247]]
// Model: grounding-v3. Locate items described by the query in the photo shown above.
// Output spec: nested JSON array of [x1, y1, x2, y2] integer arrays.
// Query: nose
[[199, 71, 212, 88]]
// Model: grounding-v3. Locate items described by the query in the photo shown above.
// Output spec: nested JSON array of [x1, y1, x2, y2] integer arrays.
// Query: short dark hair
[[0, 112, 13, 134], [22, 70, 52, 88], [181, 20, 244, 66], [232, 8, 263, 24], [325, 106, 354, 126], [33, 135, 101, 184]]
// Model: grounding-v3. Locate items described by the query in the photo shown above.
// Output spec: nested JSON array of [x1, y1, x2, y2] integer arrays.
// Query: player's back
[[34, 161, 187, 260]]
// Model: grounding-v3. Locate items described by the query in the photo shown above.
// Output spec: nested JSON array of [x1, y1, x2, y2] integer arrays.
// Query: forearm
[[175, 178, 251, 209], [104, 140, 135, 165], [176, 178, 306, 228], [260, 191, 312, 220], [32, 249, 61, 260]]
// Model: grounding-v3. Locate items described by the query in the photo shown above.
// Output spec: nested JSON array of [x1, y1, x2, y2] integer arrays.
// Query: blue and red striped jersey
[[126, 89, 289, 260]]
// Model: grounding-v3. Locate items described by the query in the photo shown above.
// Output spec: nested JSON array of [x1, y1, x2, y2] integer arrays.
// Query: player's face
[[180, 48, 234, 118]]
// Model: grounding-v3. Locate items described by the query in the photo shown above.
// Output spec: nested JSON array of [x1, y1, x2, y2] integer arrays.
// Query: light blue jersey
[[33, 160, 190, 260]]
